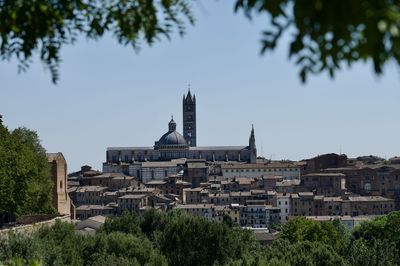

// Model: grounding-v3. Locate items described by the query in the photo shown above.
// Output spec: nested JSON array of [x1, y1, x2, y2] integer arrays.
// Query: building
[[182, 187, 207, 204], [275, 179, 301, 194], [129, 159, 186, 183], [301, 173, 346, 196], [221, 162, 301, 180], [325, 165, 400, 209], [276, 193, 290, 223], [176, 204, 214, 221], [47, 152, 75, 217], [81, 172, 136, 191], [214, 204, 240, 224], [117, 194, 148, 213], [145, 175, 192, 200], [290, 193, 395, 217], [220, 177, 260, 192], [103, 90, 257, 175], [75, 215, 107, 235], [73, 186, 107, 206], [184, 160, 209, 187], [291, 192, 314, 216], [239, 204, 280, 227], [302, 153, 348, 174]]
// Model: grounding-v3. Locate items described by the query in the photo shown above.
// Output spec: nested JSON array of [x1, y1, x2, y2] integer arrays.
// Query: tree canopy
[[1, 0, 399, 83], [0, 116, 55, 224], [2, 210, 400, 265], [235, 0, 400, 82], [0, 0, 194, 83]]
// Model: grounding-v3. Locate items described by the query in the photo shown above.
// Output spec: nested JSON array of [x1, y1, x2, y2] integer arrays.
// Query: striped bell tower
[[183, 88, 197, 147]]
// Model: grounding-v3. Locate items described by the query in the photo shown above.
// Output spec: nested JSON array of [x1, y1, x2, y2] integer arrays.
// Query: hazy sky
[[1, 1, 399, 172]]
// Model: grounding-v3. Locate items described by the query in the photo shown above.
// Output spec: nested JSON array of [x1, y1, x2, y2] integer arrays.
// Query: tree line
[[1, 209, 400, 266]]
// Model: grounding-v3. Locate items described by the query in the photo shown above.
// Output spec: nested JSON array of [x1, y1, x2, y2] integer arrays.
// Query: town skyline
[[2, 1, 400, 264]]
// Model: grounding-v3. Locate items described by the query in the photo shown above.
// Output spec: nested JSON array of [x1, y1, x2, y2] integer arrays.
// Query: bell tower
[[183, 88, 197, 147]]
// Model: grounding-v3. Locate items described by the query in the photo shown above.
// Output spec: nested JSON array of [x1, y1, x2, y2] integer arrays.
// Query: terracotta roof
[[221, 163, 300, 169], [303, 173, 345, 177]]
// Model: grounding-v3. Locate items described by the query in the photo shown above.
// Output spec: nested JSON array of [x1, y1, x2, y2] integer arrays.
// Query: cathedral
[[105, 90, 257, 164]]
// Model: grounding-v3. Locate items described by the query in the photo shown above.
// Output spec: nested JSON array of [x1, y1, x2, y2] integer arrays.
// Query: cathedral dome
[[154, 117, 188, 149], [158, 131, 188, 146]]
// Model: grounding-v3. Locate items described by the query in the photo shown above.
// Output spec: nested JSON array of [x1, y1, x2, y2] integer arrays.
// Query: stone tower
[[183, 89, 197, 147], [249, 125, 257, 163]]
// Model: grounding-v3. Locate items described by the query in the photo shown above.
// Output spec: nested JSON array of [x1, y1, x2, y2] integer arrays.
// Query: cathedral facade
[[105, 90, 257, 165]]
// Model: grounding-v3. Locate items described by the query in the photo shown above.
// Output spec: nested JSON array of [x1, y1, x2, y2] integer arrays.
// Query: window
[[364, 183, 371, 192], [59, 180, 62, 189]]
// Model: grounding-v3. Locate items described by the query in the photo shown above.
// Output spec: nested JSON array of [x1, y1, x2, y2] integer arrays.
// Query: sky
[[1, 1, 399, 172]]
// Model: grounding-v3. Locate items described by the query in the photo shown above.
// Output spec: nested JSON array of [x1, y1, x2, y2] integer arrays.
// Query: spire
[[184, 86, 193, 103], [249, 124, 256, 148], [249, 124, 257, 163]]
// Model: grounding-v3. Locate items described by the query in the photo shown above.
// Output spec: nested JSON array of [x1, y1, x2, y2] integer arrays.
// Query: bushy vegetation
[[0, 116, 55, 224], [1, 210, 400, 266]]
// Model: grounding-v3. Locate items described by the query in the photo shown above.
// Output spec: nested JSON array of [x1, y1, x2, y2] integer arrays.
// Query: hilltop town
[[46, 91, 400, 242]]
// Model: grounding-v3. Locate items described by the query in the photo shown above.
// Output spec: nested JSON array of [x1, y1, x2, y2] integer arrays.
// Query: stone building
[[302, 153, 348, 174], [81, 173, 136, 191], [47, 152, 75, 217], [183, 160, 208, 188], [301, 173, 346, 196], [117, 194, 148, 214], [290, 193, 395, 217], [325, 164, 400, 209], [73, 186, 107, 206], [291, 192, 314, 216], [182, 187, 207, 204], [145, 175, 192, 200]]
